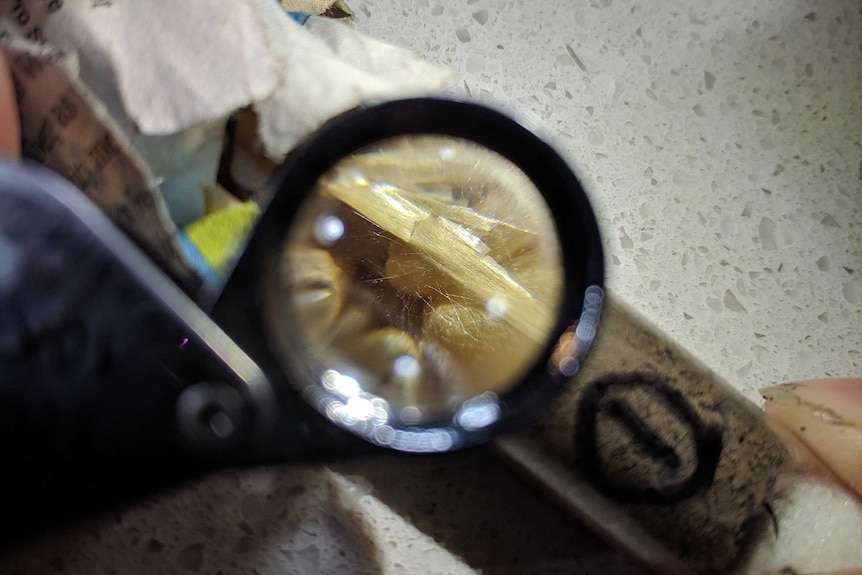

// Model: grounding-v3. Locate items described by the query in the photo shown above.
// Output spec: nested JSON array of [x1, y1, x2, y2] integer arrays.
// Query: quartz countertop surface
[[1, 0, 859, 573]]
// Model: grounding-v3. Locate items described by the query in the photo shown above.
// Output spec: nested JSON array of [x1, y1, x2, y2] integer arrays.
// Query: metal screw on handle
[[175, 382, 248, 455]]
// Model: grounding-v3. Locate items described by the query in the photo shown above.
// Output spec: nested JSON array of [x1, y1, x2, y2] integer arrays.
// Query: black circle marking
[[576, 372, 724, 504]]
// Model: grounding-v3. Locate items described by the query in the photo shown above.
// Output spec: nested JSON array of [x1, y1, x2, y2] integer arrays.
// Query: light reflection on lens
[[373, 425, 396, 446], [393, 354, 421, 379], [400, 405, 423, 425], [314, 214, 345, 245], [390, 427, 455, 453], [322, 369, 361, 398], [484, 296, 508, 320], [454, 392, 502, 430], [551, 285, 604, 377]]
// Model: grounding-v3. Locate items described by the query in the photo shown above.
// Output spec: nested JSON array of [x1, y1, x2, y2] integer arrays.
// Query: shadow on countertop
[[333, 446, 645, 575]]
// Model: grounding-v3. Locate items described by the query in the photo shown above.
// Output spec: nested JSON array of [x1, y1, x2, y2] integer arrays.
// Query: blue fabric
[[176, 231, 221, 285], [289, 11, 310, 25]]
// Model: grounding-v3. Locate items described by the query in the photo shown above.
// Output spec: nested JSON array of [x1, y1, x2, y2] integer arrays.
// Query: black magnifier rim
[[219, 98, 604, 453]]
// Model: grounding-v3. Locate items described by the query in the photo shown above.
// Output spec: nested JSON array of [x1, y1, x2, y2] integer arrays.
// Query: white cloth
[[0, 0, 451, 278], [1, 0, 450, 151]]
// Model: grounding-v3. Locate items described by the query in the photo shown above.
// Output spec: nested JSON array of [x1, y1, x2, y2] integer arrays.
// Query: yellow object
[[183, 202, 260, 273]]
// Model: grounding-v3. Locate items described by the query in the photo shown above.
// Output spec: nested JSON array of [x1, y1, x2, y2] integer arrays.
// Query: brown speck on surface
[[322, 0, 353, 19]]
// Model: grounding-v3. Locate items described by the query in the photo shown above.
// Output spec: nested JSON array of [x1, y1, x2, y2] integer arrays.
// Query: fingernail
[[762, 379, 862, 426]]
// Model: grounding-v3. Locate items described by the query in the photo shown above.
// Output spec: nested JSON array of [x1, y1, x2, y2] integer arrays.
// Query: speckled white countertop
[[350, 0, 861, 400], [1, 0, 859, 573]]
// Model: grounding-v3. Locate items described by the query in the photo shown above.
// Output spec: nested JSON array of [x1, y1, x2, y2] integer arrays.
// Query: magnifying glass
[[0, 98, 602, 538], [211, 98, 604, 453]]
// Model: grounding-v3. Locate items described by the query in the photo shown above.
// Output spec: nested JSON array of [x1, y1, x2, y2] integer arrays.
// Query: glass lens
[[269, 135, 564, 420]]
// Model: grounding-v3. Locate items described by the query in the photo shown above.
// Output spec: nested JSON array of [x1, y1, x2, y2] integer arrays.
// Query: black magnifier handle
[[0, 97, 605, 542], [0, 160, 357, 542]]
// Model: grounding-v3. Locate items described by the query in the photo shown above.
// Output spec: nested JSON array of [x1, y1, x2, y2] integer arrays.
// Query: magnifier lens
[[272, 135, 564, 422]]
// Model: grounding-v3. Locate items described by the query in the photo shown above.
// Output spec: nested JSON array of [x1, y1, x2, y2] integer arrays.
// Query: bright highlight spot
[[393, 355, 421, 379], [455, 393, 502, 430], [314, 214, 345, 245], [485, 296, 508, 320], [322, 369, 361, 398], [438, 146, 456, 160]]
